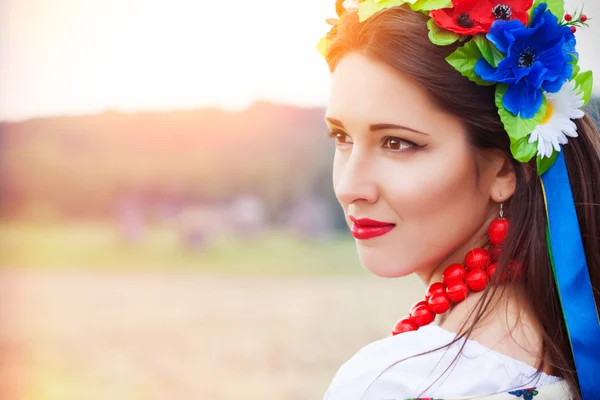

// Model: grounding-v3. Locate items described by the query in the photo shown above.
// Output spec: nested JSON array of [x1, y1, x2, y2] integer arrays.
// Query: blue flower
[[474, 3, 577, 118]]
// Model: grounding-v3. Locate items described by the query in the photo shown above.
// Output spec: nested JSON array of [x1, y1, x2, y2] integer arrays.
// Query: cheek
[[332, 151, 347, 204], [362, 146, 490, 277], [332, 152, 341, 187], [389, 151, 481, 224]]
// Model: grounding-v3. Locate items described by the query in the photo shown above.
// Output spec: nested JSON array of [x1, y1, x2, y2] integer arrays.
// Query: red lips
[[350, 217, 396, 240]]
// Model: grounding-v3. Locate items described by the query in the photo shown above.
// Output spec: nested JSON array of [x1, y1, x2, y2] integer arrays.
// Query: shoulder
[[324, 325, 560, 400], [324, 327, 453, 399]]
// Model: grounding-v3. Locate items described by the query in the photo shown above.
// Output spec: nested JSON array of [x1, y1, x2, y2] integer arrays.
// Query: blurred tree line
[[0, 102, 336, 223], [0, 99, 598, 224]]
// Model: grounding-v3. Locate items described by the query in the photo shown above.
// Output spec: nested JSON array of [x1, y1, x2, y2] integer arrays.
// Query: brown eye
[[382, 136, 415, 151], [335, 133, 352, 144], [327, 130, 353, 146]]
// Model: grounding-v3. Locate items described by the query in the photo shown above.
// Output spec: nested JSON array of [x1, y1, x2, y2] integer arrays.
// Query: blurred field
[[0, 222, 361, 275], [0, 223, 425, 400]]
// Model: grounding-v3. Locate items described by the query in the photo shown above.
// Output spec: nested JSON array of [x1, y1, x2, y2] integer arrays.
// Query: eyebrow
[[325, 117, 429, 136]]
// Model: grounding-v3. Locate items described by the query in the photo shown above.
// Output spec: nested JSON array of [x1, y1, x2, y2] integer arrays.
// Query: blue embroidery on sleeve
[[508, 388, 539, 400]]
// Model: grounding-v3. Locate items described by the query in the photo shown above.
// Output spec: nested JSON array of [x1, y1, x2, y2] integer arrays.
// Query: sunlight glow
[[0, 0, 598, 121]]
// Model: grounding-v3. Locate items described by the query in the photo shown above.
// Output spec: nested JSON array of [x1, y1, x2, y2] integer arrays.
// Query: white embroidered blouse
[[323, 324, 565, 400]]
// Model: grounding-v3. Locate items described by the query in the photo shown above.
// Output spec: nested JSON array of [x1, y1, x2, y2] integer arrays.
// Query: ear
[[489, 152, 517, 203]]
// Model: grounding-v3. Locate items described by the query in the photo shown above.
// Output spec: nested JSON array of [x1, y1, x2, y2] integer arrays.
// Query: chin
[[355, 244, 418, 278]]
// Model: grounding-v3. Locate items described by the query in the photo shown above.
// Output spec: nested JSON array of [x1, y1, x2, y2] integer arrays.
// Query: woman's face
[[326, 53, 503, 282]]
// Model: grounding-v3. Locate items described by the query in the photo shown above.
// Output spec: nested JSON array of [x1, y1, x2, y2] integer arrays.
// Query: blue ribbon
[[541, 151, 600, 400]]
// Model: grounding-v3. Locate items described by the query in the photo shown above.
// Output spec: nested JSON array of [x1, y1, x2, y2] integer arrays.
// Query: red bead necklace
[[392, 217, 516, 335]]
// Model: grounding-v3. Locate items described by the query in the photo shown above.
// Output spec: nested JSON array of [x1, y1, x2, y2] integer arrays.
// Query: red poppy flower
[[490, 0, 533, 26], [431, 0, 533, 36]]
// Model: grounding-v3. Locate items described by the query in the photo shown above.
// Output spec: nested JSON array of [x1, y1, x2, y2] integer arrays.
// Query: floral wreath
[[317, 2, 600, 399], [317, 0, 593, 175]]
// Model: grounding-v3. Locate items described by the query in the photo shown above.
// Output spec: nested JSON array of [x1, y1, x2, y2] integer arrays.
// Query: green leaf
[[427, 18, 461, 46], [569, 54, 580, 79], [528, 0, 542, 21], [358, 0, 406, 22], [537, 151, 558, 176], [495, 84, 546, 141], [571, 62, 581, 79], [544, 0, 565, 20], [510, 136, 538, 163], [409, 0, 451, 12], [358, 0, 447, 20], [446, 41, 495, 86], [473, 35, 505, 68], [573, 70, 593, 106], [528, 0, 564, 22]]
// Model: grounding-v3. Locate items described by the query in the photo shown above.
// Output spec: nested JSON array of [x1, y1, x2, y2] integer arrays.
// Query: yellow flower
[[317, 34, 332, 59]]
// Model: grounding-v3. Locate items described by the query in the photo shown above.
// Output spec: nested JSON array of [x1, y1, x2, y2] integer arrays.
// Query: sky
[[1, 0, 599, 121]]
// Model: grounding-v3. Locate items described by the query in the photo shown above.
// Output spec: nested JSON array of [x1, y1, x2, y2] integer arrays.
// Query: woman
[[317, 1, 600, 399]]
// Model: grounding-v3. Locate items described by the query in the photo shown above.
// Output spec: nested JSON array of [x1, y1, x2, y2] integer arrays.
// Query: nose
[[334, 149, 379, 206]]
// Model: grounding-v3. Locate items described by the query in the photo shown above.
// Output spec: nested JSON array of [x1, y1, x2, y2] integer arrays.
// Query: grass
[[0, 221, 363, 275], [0, 222, 414, 400]]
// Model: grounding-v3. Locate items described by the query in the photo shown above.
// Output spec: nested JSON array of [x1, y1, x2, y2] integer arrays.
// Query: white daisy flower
[[528, 80, 585, 159]]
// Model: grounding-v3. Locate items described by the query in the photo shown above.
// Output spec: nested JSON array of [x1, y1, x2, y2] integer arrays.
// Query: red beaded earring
[[391, 202, 512, 336], [488, 201, 509, 246], [486, 199, 523, 283]]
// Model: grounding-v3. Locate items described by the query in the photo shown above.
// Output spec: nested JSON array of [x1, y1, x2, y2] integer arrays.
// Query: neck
[[416, 216, 494, 286]]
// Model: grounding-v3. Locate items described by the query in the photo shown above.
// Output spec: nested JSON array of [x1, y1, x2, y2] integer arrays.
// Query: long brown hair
[[324, 5, 600, 399]]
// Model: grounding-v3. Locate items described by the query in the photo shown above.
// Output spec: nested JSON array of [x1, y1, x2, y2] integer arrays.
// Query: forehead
[[327, 52, 454, 131]]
